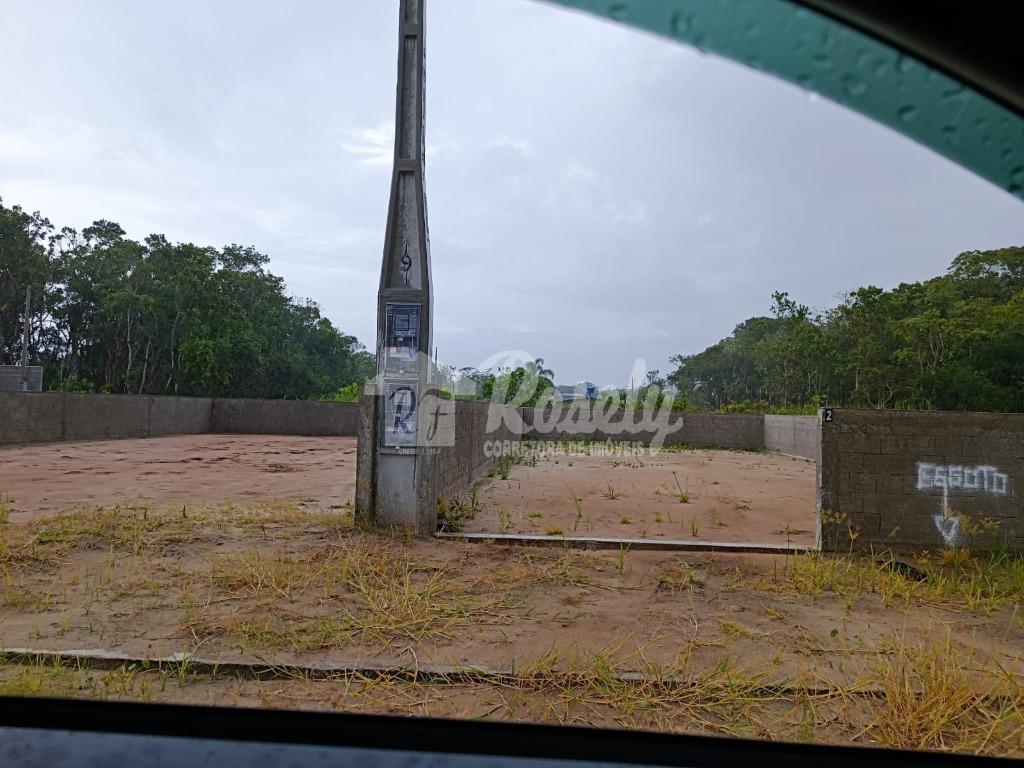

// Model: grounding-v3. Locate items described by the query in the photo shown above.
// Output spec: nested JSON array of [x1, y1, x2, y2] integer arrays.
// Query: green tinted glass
[[548, 0, 1024, 200]]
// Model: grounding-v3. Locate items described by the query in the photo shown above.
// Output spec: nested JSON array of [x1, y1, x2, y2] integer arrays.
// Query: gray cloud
[[2, 0, 1021, 387]]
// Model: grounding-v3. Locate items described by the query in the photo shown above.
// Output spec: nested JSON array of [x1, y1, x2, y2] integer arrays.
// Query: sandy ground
[[1, 437, 1021, 754], [466, 449, 817, 546], [1, 507, 1020, 686], [0, 434, 357, 522], [1, 504, 1021, 753]]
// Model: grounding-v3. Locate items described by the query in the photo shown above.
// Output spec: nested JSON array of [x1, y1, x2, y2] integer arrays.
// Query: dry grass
[[3, 500, 350, 558], [656, 562, 704, 591], [861, 634, 1024, 753], [202, 540, 518, 649], [0, 493, 13, 525], [2, 637, 1020, 756], [601, 483, 623, 500], [485, 550, 597, 592], [735, 550, 1024, 613], [1, 502, 1023, 757]]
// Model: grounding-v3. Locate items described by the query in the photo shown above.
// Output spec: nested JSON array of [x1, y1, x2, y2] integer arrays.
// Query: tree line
[[668, 247, 1024, 413], [0, 199, 374, 399]]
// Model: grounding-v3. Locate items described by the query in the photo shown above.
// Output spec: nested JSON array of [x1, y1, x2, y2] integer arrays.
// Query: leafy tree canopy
[[0, 198, 374, 399], [669, 248, 1024, 413]]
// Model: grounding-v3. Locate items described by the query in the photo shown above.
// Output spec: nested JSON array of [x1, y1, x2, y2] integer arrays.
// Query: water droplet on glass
[[897, 105, 918, 122], [607, 2, 628, 20], [842, 75, 868, 97], [670, 11, 694, 36]]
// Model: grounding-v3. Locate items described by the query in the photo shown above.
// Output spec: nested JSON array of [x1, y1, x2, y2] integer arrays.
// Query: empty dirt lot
[[466, 447, 817, 546], [1, 501, 1022, 755], [0, 434, 357, 522], [1, 435, 1022, 755]]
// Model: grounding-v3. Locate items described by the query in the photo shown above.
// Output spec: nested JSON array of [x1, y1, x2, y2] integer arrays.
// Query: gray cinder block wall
[[0, 392, 357, 447], [436, 401, 518, 500], [210, 398, 358, 436], [0, 393, 212, 446], [518, 406, 764, 450], [764, 415, 821, 461], [818, 408, 1024, 553], [0, 366, 43, 392], [0, 392, 64, 444]]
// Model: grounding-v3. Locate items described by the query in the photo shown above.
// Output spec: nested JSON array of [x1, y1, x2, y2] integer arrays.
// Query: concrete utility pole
[[21, 286, 31, 391], [358, 0, 440, 533]]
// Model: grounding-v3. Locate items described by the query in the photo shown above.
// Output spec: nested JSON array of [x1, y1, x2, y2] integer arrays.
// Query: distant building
[[0, 365, 43, 392], [556, 382, 599, 403]]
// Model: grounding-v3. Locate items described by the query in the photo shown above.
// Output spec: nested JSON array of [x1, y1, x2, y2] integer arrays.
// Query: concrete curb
[[436, 532, 814, 554], [0, 647, 872, 698]]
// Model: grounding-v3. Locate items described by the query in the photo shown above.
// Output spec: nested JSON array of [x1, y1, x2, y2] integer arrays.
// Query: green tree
[[669, 247, 1024, 413], [1, 198, 374, 400]]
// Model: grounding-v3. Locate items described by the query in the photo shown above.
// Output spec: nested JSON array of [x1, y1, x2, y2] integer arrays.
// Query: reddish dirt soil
[[467, 449, 817, 546], [0, 434, 357, 522], [1, 439, 1020, 754], [2, 517, 1019, 689]]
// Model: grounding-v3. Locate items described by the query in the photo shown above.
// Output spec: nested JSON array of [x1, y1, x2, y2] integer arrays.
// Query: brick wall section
[[0, 393, 358, 446], [0, 366, 43, 392], [149, 396, 213, 436], [0, 393, 63, 444], [682, 413, 764, 449], [518, 406, 764, 450], [61, 394, 150, 441], [210, 399, 358, 436], [765, 415, 821, 461], [436, 401, 518, 501], [818, 408, 1024, 553]]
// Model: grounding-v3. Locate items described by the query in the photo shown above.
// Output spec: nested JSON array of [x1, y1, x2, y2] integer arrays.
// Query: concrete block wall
[[0, 392, 358, 446], [0, 393, 213, 446], [150, 396, 213, 436], [682, 413, 764, 450], [818, 408, 1024, 553], [210, 398, 358, 436], [518, 406, 764, 450], [61, 393, 150, 441], [436, 401, 519, 501], [0, 366, 43, 392], [765, 415, 821, 461], [0, 392, 64, 444]]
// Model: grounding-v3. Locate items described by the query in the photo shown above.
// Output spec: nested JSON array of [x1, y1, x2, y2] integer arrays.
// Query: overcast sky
[[2, 0, 1022, 387]]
